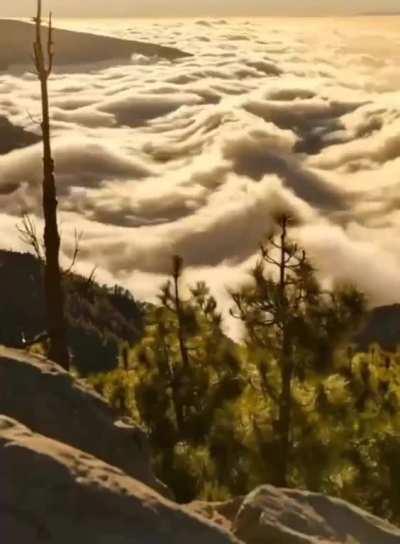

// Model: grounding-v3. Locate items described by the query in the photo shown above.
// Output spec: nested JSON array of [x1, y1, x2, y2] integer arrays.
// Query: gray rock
[[0, 346, 163, 493], [0, 416, 240, 544], [233, 485, 400, 544]]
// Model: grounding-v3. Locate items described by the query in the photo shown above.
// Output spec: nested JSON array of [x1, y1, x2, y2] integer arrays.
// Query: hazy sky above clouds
[[2, 0, 400, 17]]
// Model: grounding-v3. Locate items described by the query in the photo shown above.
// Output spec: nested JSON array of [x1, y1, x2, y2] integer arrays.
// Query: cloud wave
[[1, 16, 400, 331]]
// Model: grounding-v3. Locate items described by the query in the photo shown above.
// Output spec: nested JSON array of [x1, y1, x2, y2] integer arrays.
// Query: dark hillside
[[0, 250, 145, 374], [1, 249, 399, 375], [355, 304, 400, 351]]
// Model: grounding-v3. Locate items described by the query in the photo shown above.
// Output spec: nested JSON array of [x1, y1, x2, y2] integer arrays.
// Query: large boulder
[[233, 485, 400, 544], [0, 416, 240, 543], [0, 346, 163, 493]]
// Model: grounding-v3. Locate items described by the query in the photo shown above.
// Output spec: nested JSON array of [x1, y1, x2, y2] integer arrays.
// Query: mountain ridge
[[0, 19, 190, 71]]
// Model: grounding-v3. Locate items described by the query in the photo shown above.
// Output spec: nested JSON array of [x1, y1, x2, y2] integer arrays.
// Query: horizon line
[[2, 12, 399, 19]]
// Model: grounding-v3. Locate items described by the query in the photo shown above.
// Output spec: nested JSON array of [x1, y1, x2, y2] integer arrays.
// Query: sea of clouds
[[1, 17, 400, 331]]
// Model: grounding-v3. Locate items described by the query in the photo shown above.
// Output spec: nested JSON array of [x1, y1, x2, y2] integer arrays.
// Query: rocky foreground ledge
[[1, 346, 400, 543], [0, 346, 164, 494], [0, 415, 239, 543]]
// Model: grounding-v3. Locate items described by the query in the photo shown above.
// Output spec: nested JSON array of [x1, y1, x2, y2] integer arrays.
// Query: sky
[[2, 0, 400, 18]]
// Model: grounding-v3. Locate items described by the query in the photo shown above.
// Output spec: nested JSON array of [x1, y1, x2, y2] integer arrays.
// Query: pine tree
[[231, 216, 365, 486], [131, 259, 243, 500]]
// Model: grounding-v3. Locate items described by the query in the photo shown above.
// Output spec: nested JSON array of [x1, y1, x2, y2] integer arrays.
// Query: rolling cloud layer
[[1, 17, 400, 330]]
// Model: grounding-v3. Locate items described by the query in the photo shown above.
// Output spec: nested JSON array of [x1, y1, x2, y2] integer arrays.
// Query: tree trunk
[[42, 105, 70, 370], [172, 256, 190, 370], [35, 2, 69, 370], [170, 367, 185, 433], [277, 333, 293, 487], [161, 331, 185, 434], [276, 215, 292, 487]]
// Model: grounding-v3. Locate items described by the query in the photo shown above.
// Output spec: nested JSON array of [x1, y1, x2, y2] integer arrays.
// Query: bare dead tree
[[17, 214, 85, 279], [64, 229, 83, 275], [33, 0, 69, 369], [17, 214, 44, 261]]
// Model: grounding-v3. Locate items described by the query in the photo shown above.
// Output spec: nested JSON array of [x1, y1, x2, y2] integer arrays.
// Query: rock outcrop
[[195, 485, 400, 544], [0, 416, 239, 543], [3, 346, 400, 543], [0, 346, 162, 493]]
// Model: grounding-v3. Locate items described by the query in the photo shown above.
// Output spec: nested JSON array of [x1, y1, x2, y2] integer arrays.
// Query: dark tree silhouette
[[160, 255, 191, 371], [231, 216, 315, 486], [231, 216, 366, 487], [158, 255, 190, 433], [33, 0, 69, 369]]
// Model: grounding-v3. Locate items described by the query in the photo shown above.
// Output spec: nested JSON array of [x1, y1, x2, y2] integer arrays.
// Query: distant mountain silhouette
[[355, 304, 400, 351], [359, 11, 400, 16], [0, 19, 190, 71], [0, 116, 40, 155]]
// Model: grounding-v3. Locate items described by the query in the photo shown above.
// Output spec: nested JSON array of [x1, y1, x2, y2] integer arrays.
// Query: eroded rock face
[[233, 485, 400, 544], [0, 416, 240, 544], [0, 346, 163, 493]]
